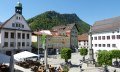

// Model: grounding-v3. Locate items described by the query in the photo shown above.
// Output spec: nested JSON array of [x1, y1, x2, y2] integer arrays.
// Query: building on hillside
[[91, 16, 120, 52], [78, 33, 88, 49], [0, 2, 32, 55], [33, 23, 78, 54]]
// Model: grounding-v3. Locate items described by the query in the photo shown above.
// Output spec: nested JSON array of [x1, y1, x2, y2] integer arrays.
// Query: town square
[[0, 0, 120, 72]]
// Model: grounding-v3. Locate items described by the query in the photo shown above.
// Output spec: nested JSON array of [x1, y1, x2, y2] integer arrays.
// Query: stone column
[[88, 26, 95, 64]]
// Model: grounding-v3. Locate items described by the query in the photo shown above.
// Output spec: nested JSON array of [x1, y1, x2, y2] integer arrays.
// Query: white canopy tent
[[14, 51, 38, 61], [0, 53, 10, 63]]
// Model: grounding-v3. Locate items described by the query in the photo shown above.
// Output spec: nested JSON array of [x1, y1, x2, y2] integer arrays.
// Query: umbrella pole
[[44, 45, 48, 70], [43, 37, 48, 71]]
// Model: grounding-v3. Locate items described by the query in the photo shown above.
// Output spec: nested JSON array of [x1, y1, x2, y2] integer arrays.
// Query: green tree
[[60, 48, 71, 63], [79, 48, 88, 61], [97, 50, 112, 66], [111, 50, 120, 61], [97, 50, 112, 72]]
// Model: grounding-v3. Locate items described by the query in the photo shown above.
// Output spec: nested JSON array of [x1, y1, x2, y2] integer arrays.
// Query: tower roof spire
[[15, 1, 22, 14], [16, 1, 22, 7]]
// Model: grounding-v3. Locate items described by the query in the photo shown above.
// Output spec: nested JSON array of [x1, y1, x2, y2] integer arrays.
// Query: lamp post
[[88, 26, 95, 64]]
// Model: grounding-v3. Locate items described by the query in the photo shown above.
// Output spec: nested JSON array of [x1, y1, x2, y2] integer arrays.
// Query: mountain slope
[[27, 11, 90, 34]]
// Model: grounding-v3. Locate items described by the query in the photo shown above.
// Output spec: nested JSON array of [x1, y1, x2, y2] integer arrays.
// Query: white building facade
[[91, 16, 120, 52], [0, 2, 32, 55]]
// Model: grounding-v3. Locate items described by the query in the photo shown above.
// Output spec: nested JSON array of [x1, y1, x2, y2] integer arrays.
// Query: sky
[[0, 0, 120, 25]]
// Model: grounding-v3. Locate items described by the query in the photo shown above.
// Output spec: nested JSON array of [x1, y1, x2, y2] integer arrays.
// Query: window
[[84, 42, 86, 45], [18, 33, 21, 39], [107, 44, 110, 47], [12, 23, 15, 27], [16, 16, 18, 20], [103, 44, 105, 47], [102, 36, 105, 40], [107, 36, 110, 40], [5, 32, 8, 38], [98, 36, 101, 40], [22, 25, 24, 28], [22, 42, 25, 46], [27, 42, 29, 46], [95, 44, 97, 47], [27, 34, 29, 39], [4, 42, 8, 47], [19, 17, 20, 20], [112, 35, 115, 39], [99, 44, 101, 47], [94, 37, 97, 40], [18, 42, 21, 47], [112, 44, 116, 47], [16, 23, 18, 27], [19, 24, 21, 27], [10, 42, 14, 47], [117, 35, 120, 39], [11, 33, 14, 38], [22, 33, 25, 39], [117, 31, 119, 33]]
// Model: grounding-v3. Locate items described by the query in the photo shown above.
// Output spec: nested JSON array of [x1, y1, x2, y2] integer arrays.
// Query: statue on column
[[88, 26, 95, 64]]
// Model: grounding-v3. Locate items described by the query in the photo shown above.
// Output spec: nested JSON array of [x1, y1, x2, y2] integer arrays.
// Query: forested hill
[[27, 11, 90, 35]]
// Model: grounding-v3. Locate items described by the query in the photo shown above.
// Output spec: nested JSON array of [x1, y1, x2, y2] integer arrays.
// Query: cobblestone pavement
[[48, 52, 120, 72]]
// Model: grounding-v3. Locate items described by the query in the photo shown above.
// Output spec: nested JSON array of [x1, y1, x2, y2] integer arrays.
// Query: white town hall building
[[0, 2, 31, 55], [91, 16, 120, 52]]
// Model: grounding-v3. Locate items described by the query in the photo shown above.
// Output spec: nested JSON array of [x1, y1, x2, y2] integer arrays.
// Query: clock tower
[[15, 2, 22, 14]]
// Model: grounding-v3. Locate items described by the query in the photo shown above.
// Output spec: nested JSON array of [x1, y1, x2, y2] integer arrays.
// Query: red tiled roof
[[78, 33, 88, 41], [92, 16, 120, 33]]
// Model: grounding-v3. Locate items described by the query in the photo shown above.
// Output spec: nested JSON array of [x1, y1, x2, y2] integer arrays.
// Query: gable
[[2, 13, 31, 31]]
